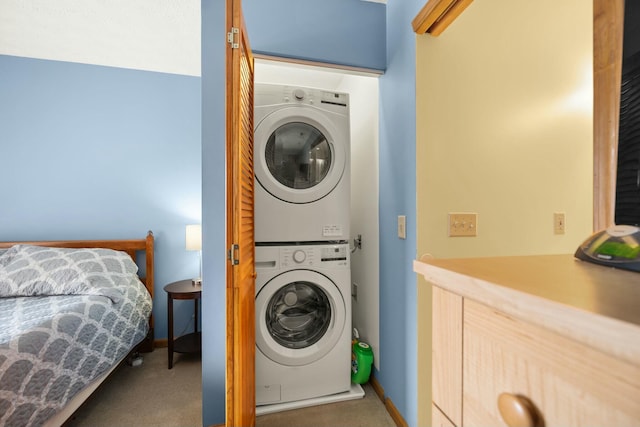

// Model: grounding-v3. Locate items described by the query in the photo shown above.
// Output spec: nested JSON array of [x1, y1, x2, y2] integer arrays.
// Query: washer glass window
[[265, 122, 331, 189], [266, 281, 331, 349]]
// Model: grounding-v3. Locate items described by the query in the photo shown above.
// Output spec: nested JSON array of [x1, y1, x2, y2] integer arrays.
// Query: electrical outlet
[[448, 212, 478, 237], [351, 282, 358, 301], [398, 215, 406, 239], [554, 212, 566, 234]]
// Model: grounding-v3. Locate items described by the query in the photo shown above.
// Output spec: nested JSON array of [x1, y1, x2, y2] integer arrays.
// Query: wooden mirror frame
[[593, 0, 624, 231]]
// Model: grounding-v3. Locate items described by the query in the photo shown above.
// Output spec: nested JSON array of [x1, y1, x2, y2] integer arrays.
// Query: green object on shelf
[[351, 341, 374, 384]]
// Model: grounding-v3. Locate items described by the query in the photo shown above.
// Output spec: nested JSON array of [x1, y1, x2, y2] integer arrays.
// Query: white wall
[[0, 0, 200, 76], [336, 74, 381, 369], [255, 59, 381, 368]]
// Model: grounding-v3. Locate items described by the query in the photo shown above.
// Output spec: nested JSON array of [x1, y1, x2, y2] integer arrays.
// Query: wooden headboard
[[0, 231, 156, 350]]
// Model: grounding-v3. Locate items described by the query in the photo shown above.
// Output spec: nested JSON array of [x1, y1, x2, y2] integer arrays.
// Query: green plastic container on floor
[[351, 341, 374, 384]]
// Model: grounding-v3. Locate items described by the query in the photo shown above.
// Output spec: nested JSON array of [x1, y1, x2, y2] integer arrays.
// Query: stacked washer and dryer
[[253, 83, 356, 413]]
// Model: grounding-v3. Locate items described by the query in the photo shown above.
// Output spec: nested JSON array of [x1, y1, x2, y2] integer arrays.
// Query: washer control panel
[[320, 245, 348, 262], [279, 244, 349, 268]]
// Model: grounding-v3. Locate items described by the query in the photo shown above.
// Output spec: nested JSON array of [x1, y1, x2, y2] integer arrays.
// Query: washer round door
[[255, 269, 346, 366], [254, 107, 347, 204]]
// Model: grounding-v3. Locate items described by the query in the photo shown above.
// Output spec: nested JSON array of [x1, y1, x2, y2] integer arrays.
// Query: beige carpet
[[66, 349, 202, 427], [256, 383, 396, 427], [64, 348, 395, 427]]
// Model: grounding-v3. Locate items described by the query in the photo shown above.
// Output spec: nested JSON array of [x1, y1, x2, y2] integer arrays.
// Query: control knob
[[293, 88, 305, 100], [292, 250, 306, 263]]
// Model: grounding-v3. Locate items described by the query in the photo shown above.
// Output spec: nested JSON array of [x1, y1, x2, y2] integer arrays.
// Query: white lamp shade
[[185, 224, 202, 251]]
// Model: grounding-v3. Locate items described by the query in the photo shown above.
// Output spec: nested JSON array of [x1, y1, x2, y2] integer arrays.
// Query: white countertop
[[414, 254, 640, 364]]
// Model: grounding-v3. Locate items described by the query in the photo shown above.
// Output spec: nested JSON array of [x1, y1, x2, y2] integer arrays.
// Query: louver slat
[[616, 52, 640, 226]]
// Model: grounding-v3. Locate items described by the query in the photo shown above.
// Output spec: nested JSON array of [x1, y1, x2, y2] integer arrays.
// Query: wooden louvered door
[[225, 0, 255, 425]]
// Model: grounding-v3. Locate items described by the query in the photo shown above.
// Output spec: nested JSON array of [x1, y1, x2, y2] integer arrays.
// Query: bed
[[0, 232, 155, 427]]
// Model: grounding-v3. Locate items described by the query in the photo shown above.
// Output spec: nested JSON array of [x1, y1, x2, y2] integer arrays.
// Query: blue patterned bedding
[[0, 246, 152, 427]]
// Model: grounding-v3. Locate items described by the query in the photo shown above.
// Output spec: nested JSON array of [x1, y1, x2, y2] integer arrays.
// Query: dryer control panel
[[260, 84, 350, 113]]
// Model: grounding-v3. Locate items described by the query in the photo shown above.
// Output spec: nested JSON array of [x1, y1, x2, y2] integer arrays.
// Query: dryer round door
[[255, 269, 346, 366], [254, 107, 346, 204]]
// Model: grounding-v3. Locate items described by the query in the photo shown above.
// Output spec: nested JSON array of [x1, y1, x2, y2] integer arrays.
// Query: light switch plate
[[448, 212, 478, 237], [554, 212, 565, 235], [398, 215, 406, 239]]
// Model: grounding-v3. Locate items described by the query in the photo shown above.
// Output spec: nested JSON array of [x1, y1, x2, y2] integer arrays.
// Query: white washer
[[254, 83, 350, 243], [255, 243, 352, 406]]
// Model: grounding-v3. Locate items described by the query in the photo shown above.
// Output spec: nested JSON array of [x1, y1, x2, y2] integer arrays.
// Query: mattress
[[0, 245, 152, 427]]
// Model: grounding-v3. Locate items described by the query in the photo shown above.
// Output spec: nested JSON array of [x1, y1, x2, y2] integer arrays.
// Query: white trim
[[256, 383, 365, 415]]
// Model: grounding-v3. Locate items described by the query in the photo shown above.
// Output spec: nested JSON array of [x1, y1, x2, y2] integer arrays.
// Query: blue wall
[[377, 2, 422, 427], [243, 0, 386, 71], [0, 54, 202, 344]]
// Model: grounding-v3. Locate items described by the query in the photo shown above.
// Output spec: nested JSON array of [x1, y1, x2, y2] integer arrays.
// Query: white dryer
[[255, 243, 352, 406], [254, 83, 350, 243]]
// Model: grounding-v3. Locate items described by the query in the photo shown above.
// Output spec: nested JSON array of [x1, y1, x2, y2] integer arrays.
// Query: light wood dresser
[[414, 254, 640, 427]]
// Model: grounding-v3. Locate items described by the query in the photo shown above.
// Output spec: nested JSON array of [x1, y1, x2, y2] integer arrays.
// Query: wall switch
[[448, 212, 478, 237], [554, 212, 565, 234], [397, 215, 406, 239]]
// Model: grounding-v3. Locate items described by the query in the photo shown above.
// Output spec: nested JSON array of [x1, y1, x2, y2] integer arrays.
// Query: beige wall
[[417, 0, 593, 260], [415, 0, 592, 424]]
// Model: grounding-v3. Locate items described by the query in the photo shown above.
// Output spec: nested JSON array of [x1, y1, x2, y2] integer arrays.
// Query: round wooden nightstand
[[164, 279, 202, 369]]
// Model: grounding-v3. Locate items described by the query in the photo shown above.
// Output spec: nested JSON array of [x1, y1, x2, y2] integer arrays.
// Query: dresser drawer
[[463, 299, 640, 427], [432, 286, 462, 426], [433, 403, 456, 427]]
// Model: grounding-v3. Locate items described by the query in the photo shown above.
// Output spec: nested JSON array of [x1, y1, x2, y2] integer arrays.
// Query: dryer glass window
[[266, 281, 331, 349], [265, 122, 331, 189]]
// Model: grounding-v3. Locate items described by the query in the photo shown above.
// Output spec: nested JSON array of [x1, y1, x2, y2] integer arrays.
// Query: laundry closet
[[253, 58, 381, 413]]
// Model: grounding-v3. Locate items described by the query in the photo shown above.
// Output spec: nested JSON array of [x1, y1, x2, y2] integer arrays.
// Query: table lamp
[[185, 224, 202, 286]]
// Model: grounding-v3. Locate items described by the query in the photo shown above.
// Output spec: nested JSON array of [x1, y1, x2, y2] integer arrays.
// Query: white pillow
[[0, 245, 138, 303]]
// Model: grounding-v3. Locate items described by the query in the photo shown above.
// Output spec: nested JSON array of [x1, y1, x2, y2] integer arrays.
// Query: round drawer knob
[[497, 393, 543, 427]]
